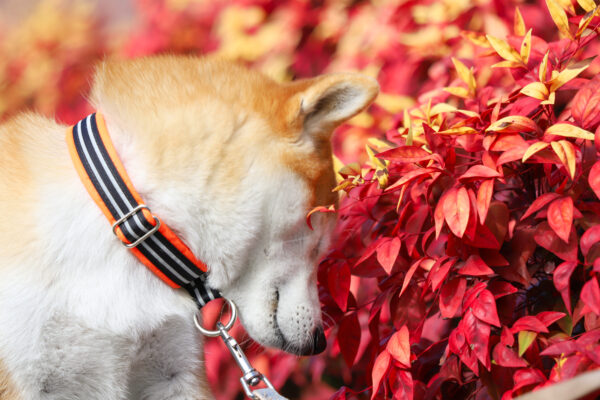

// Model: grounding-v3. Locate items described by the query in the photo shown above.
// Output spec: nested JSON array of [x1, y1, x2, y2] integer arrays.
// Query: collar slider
[[112, 204, 161, 248]]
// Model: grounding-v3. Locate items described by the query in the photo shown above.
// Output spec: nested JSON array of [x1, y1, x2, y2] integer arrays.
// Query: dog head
[[91, 56, 378, 355]]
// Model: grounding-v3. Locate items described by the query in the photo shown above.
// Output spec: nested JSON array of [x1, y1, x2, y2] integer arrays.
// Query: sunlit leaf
[[514, 7, 526, 36], [546, 123, 595, 140], [549, 57, 594, 92], [520, 29, 532, 64], [444, 86, 470, 98], [518, 331, 537, 356], [545, 0, 573, 39], [452, 57, 476, 94], [523, 142, 551, 162], [521, 82, 549, 100], [539, 51, 550, 82], [578, 0, 597, 12], [486, 34, 522, 63]]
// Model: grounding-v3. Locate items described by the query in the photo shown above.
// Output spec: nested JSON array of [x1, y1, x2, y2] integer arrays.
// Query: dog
[[0, 55, 378, 399]]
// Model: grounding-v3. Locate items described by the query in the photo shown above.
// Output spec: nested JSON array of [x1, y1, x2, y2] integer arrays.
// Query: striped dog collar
[[66, 112, 220, 308]]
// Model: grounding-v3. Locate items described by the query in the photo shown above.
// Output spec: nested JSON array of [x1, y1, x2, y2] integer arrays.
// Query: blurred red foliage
[[1, 0, 600, 399]]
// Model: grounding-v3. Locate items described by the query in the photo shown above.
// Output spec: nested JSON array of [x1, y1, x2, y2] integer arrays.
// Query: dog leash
[[67, 112, 288, 399]]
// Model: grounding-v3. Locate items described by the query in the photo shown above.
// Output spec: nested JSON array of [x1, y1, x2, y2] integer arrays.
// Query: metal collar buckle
[[112, 204, 161, 248]]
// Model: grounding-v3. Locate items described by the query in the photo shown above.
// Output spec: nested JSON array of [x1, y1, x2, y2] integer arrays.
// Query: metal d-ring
[[193, 297, 237, 337]]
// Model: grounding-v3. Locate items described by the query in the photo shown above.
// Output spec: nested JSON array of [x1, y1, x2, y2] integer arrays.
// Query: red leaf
[[376, 237, 401, 274], [338, 313, 361, 367], [440, 277, 467, 318], [581, 225, 600, 257], [471, 289, 501, 327], [501, 326, 514, 346], [521, 192, 561, 220], [477, 179, 494, 224], [378, 145, 438, 163], [547, 197, 574, 243], [371, 350, 391, 400], [490, 133, 528, 151], [571, 76, 600, 130], [497, 146, 527, 165], [511, 316, 549, 333], [387, 326, 411, 368], [459, 165, 501, 182], [534, 221, 578, 261], [429, 258, 455, 292], [400, 259, 422, 297], [463, 310, 491, 369], [392, 370, 413, 400], [581, 277, 600, 316], [492, 343, 528, 367], [540, 339, 577, 357], [386, 167, 439, 192], [536, 311, 565, 327], [590, 161, 600, 200], [443, 187, 470, 238], [459, 255, 494, 276], [553, 261, 578, 313], [328, 262, 351, 311], [488, 281, 518, 299], [512, 368, 545, 391], [306, 205, 336, 230]]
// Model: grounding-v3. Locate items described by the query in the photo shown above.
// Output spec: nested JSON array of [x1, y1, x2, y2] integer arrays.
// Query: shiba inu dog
[[0, 55, 378, 399]]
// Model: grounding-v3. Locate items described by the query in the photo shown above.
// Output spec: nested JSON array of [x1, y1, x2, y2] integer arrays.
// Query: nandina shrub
[[318, 2, 600, 399]]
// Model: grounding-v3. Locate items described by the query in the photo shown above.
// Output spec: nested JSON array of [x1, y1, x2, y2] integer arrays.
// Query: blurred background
[[0, 0, 581, 398]]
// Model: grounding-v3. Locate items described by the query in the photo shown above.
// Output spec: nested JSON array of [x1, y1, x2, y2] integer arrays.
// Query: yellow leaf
[[404, 110, 414, 146], [521, 82, 549, 100], [576, 7, 600, 38], [338, 162, 361, 177], [578, 0, 597, 12], [367, 137, 393, 150], [366, 145, 387, 170], [545, 0, 573, 39], [556, 0, 576, 13], [444, 86, 470, 98], [549, 57, 595, 92], [486, 35, 523, 63], [546, 123, 595, 140], [521, 29, 532, 64], [518, 331, 537, 357], [514, 7, 526, 36], [492, 60, 524, 69], [541, 91, 556, 105], [551, 141, 570, 178], [437, 126, 479, 135], [451, 58, 476, 94], [430, 103, 457, 115], [461, 31, 491, 48], [523, 142, 551, 162], [376, 93, 415, 114], [558, 140, 577, 179], [486, 115, 539, 132], [539, 51, 550, 82]]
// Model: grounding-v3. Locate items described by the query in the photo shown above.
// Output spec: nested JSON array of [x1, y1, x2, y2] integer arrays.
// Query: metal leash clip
[[194, 299, 288, 400]]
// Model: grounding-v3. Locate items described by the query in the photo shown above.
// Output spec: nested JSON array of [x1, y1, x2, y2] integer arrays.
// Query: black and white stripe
[[71, 113, 220, 307]]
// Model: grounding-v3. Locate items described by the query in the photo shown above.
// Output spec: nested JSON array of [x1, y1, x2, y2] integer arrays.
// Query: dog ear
[[294, 73, 379, 136]]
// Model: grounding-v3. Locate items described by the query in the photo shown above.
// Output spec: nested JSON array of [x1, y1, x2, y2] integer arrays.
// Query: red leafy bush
[[319, 2, 600, 399]]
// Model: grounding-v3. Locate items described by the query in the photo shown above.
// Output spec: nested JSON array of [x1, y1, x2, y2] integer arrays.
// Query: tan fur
[[0, 359, 21, 400]]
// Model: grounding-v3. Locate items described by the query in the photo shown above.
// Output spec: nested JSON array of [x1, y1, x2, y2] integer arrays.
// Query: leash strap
[[67, 112, 220, 306]]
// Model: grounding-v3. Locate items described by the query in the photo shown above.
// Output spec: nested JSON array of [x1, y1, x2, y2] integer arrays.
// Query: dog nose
[[311, 327, 327, 355]]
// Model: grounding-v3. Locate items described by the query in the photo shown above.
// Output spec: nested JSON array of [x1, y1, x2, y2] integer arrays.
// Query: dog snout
[[295, 326, 326, 355]]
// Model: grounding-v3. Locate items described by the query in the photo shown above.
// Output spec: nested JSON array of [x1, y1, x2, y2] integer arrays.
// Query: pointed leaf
[[581, 277, 600, 315], [371, 350, 391, 400], [550, 140, 577, 179], [443, 187, 470, 238], [571, 76, 600, 130], [521, 82, 549, 100], [386, 326, 410, 368], [518, 331, 538, 356], [521, 29, 532, 64], [514, 7, 526, 36], [376, 237, 401, 274], [440, 277, 467, 318], [471, 289, 501, 326], [540, 51, 550, 82], [493, 343, 528, 367], [577, 0, 596, 12], [589, 161, 600, 199], [545, 0, 573, 39], [463, 310, 491, 368], [486, 35, 522, 63], [477, 179, 494, 224], [534, 221, 578, 261], [550, 57, 594, 92], [512, 316, 549, 333], [521, 192, 560, 220], [553, 261, 578, 313], [546, 123, 595, 140], [459, 255, 494, 276], [339, 312, 361, 367], [328, 263, 351, 311], [547, 197, 574, 243], [487, 116, 538, 133], [459, 165, 500, 182], [523, 142, 551, 162], [581, 225, 600, 257]]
